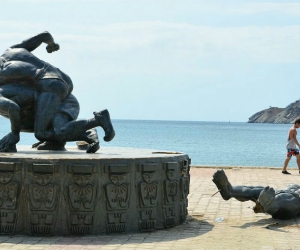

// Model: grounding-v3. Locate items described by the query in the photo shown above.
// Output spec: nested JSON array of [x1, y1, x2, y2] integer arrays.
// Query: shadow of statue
[[232, 217, 300, 233]]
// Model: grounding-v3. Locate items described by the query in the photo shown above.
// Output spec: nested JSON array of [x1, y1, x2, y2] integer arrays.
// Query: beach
[[1, 166, 300, 250]]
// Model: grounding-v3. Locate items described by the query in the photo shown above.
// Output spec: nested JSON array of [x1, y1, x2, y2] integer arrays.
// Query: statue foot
[[93, 109, 115, 142], [0, 132, 19, 152], [212, 169, 233, 200], [84, 128, 100, 153], [86, 142, 100, 153], [37, 141, 66, 151], [0, 144, 17, 153], [256, 186, 275, 212], [32, 141, 44, 148]]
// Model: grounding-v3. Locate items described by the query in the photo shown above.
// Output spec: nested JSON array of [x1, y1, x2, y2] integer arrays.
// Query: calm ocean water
[[0, 117, 295, 168]]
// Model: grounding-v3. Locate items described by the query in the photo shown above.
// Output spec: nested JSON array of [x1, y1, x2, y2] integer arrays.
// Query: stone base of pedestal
[[0, 146, 191, 235]]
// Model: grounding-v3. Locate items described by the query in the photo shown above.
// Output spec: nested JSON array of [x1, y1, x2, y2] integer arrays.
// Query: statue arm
[[10, 31, 60, 53], [0, 95, 21, 134]]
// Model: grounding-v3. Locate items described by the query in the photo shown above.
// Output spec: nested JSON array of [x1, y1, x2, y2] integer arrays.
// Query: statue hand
[[46, 43, 60, 53]]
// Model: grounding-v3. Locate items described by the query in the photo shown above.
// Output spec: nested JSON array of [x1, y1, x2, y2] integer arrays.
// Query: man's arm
[[10, 31, 59, 53], [290, 128, 300, 148]]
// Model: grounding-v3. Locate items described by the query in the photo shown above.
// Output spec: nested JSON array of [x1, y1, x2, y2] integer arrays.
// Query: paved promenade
[[1, 167, 300, 250]]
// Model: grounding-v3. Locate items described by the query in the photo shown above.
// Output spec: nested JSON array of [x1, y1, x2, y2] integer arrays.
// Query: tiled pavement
[[1, 167, 300, 250]]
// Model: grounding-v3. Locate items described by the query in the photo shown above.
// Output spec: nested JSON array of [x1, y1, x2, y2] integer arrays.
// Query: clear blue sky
[[1, 0, 300, 122]]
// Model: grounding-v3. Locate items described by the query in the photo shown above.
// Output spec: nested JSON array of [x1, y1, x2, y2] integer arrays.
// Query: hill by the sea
[[248, 100, 300, 124]]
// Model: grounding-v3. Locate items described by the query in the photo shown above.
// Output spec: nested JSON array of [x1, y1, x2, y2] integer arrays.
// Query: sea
[[0, 117, 296, 168]]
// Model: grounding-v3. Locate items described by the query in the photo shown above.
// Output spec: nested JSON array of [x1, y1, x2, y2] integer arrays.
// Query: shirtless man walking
[[282, 118, 300, 174]]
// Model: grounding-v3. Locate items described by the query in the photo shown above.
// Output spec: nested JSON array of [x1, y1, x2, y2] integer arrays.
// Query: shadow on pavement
[[232, 217, 300, 233], [0, 215, 214, 247]]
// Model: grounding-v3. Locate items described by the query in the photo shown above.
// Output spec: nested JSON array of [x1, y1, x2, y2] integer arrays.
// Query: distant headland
[[248, 100, 300, 124]]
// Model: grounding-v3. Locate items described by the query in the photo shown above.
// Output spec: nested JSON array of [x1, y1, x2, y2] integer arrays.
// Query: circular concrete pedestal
[[0, 146, 190, 235]]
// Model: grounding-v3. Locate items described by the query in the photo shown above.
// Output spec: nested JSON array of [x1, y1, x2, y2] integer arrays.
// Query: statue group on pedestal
[[0, 31, 115, 153]]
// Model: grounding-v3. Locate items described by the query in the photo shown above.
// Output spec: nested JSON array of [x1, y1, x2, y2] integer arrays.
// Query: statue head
[[142, 172, 155, 184], [109, 174, 126, 185], [73, 174, 92, 187], [33, 173, 53, 186], [166, 170, 175, 181], [0, 172, 14, 184]]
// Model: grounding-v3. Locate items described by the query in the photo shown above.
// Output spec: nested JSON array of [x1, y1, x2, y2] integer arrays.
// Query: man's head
[[294, 118, 300, 128]]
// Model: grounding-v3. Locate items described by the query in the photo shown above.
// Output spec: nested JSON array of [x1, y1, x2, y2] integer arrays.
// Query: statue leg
[[51, 113, 100, 153], [33, 92, 109, 153], [34, 92, 60, 142], [213, 169, 264, 202], [0, 96, 21, 152], [32, 79, 114, 154], [34, 79, 68, 142], [50, 110, 114, 153], [93, 109, 115, 142]]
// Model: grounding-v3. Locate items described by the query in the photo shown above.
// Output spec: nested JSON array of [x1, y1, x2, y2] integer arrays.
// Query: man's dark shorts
[[287, 149, 300, 157]]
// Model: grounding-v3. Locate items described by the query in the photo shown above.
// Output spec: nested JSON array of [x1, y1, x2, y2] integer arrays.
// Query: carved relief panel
[[104, 164, 130, 234], [67, 164, 97, 235], [138, 163, 158, 232], [163, 162, 179, 228], [0, 162, 20, 235], [28, 163, 59, 235]]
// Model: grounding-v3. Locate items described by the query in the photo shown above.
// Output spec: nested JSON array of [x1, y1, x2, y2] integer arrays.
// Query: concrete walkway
[[1, 167, 300, 250]]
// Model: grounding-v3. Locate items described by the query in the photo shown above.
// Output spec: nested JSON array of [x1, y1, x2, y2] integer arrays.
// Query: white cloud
[[57, 22, 300, 64], [7, 0, 120, 2], [223, 2, 300, 16], [2, 20, 300, 76]]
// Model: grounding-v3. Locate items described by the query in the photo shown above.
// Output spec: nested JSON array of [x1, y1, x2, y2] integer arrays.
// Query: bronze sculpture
[[0, 31, 115, 153], [213, 169, 300, 220]]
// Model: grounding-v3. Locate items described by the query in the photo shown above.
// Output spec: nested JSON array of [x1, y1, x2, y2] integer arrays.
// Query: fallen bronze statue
[[0, 31, 115, 153], [213, 169, 300, 220]]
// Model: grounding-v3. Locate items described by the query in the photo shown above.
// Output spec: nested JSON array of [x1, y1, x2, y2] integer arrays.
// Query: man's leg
[[296, 154, 300, 173], [282, 154, 291, 174], [213, 169, 264, 202]]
